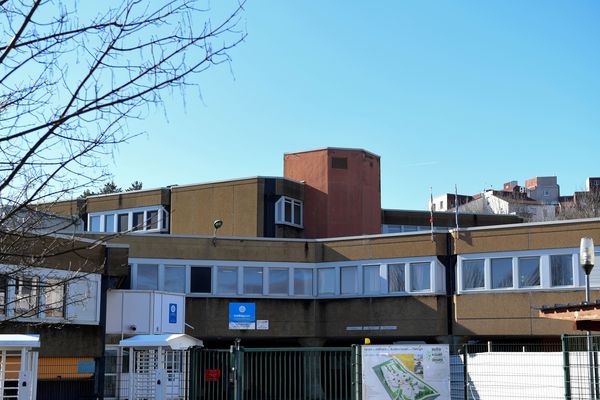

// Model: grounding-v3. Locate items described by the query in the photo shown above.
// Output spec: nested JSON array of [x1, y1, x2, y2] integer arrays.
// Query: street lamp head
[[580, 237, 595, 275]]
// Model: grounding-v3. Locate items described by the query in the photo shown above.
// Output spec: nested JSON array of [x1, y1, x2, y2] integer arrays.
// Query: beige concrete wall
[[170, 178, 261, 237], [85, 189, 168, 212], [454, 220, 600, 254], [453, 290, 600, 336], [185, 295, 447, 340]]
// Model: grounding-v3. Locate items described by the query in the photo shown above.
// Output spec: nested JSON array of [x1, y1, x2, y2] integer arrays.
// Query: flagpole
[[455, 184, 459, 232], [429, 187, 434, 242]]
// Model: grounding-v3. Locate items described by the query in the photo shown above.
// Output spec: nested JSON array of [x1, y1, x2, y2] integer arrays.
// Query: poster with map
[[361, 344, 450, 400]]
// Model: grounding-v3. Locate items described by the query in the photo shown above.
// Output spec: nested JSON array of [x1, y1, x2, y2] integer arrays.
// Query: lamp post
[[580, 237, 596, 398]]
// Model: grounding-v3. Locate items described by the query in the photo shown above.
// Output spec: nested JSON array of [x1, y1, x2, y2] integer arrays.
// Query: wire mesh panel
[[240, 348, 353, 400], [460, 343, 564, 400], [563, 334, 600, 400]]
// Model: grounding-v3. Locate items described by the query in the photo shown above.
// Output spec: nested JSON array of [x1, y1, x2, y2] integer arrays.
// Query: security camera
[[130, 325, 137, 331]]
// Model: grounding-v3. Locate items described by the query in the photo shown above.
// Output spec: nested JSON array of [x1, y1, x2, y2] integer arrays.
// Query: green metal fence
[[562, 334, 600, 400], [189, 345, 358, 400]]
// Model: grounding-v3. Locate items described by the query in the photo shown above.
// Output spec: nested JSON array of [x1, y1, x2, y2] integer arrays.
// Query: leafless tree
[[558, 189, 600, 220], [0, 0, 246, 322]]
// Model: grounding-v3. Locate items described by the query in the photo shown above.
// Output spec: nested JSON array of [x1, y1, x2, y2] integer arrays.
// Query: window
[[87, 206, 168, 233], [190, 267, 211, 293], [331, 157, 348, 169], [0, 275, 7, 315], [269, 269, 289, 295], [15, 277, 38, 316], [137, 264, 158, 290], [294, 269, 313, 296], [117, 213, 129, 232], [363, 265, 381, 294], [318, 268, 335, 295], [217, 267, 237, 294], [147, 210, 159, 230], [491, 258, 513, 289], [105, 214, 115, 233], [244, 267, 263, 295], [440, 201, 444, 209], [132, 212, 144, 231], [518, 257, 540, 287], [275, 197, 303, 227], [90, 215, 101, 231], [44, 278, 65, 318], [164, 266, 186, 293], [410, 262, 430, 291], [341, 267, 358, 294], [551, 255, 573, 286], [462, 259, 484, 290], [388, 263, 405, 292]]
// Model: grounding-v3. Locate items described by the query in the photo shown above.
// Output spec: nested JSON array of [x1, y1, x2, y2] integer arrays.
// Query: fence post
[[351, 345, 362, 400], [463, 344, 468, 400], [562, 335, 571, 400]]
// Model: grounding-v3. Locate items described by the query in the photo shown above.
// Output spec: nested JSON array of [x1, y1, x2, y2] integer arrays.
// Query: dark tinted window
[[117, 214, 128, 232], [190, 267, 212, 293]]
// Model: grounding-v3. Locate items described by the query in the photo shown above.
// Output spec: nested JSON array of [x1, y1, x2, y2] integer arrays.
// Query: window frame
[[87, 205, 169, 233], [274, 196, 303, 228]]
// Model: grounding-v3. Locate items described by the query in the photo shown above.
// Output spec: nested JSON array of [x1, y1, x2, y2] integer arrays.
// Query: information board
[[228, 302, 256, 330], [361, 344, 450, 400]]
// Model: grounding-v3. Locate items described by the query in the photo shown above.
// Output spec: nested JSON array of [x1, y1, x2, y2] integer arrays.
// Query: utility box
[[106, 290, 185, 335]]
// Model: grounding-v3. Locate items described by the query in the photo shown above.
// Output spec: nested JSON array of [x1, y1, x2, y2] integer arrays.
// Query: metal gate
[[0, 348, 38, 400], [189, 344, 359, 400]]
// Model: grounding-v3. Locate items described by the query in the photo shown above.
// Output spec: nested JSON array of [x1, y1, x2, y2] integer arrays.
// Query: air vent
[[331, 157, 348, 169]]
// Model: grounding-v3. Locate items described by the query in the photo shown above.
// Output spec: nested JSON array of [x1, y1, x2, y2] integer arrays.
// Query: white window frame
[[274, 196, 303, 228], [457, 247, 587, 294], [87, 205, 169, 233], [129, 256, 442, 299]]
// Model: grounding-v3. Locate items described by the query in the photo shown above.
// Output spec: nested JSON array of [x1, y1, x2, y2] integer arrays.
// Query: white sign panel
[[361, 344, 450, 400], [256, 320, 269, 330]]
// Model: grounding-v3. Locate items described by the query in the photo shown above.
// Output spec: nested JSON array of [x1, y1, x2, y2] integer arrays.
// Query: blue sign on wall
[[169, 303, 177, 324], [229, 302, 256, 330]]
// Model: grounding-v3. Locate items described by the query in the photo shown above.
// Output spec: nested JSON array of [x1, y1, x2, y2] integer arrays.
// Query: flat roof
[[0, 334, 40, 348], [119, 334, 203, 350], [283, 147, 380, 159]]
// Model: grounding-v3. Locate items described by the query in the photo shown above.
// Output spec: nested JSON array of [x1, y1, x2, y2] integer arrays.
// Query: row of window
[[131, 258, 442, 297], [87, 206, 169, 233], [0, 275, 65, 318], [458, 250, 600, 293]]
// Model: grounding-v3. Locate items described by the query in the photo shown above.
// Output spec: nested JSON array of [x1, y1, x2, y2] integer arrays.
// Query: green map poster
[[361, 345, 450, 400]]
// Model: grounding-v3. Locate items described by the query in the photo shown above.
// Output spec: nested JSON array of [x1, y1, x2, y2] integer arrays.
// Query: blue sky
[[106, 1, 599, 210]]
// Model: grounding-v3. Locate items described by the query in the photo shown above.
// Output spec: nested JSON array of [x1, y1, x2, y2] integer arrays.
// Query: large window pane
[[294, 269, 313, 295], [190, 267, 211, 293], [164, 266, 186, 293], [519, 257, 540, 287], [269, 269, 289, 295], [284, 200, 292, 223], [244, 267, 263, 295], [462, 259, 484, 290], [217, 267, 238, 294], [137, 264, 158, 290], [318, 269, 335, 295], [294, 202, 302, 225], [551, 255, 573, 286], [491, 258, 513, 289], [105, 214, 115, 233], [15, 277, 38, 316], [90, 215, 101, 231], [147, 210, 159, 230], [410, 262, 431, 292], [117, 213, 129, 232], [0, 275, 6, 315], [388, 263, 405, 292], [363, 265, 381, 294], [132, 212, 144, 231], [341, 267, 358, 294], [44, 278, 65, 317]]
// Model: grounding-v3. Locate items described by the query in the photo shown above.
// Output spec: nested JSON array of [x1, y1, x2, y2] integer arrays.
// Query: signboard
[[168, 303, 177, 324], [205, 369, 221, 381], [228, 302, 256, 330], [256, 319, 269, 330], [77, 360, 96, 374], [361, 344, 450, 400]]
